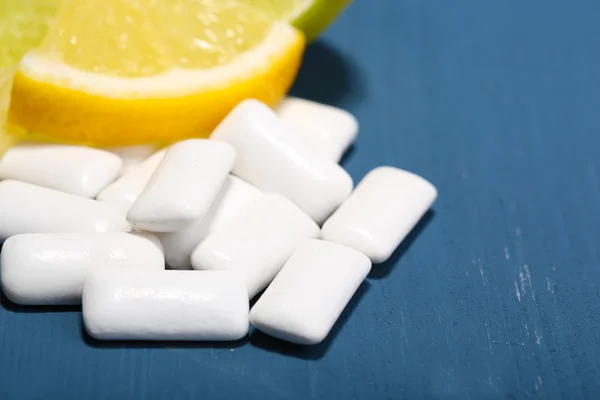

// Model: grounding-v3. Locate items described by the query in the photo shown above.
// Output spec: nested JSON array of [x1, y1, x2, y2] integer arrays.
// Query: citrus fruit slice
[[242, 0, 351, 41], [9, 0, 305, 146], [0, 0, 58, 154]]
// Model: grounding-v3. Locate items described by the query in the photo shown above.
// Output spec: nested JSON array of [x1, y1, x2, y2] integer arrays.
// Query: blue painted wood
[[2, 0, 600, 398]]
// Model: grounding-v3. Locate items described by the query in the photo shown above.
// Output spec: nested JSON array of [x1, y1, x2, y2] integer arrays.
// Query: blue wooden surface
[[2, 0, 600, 398]]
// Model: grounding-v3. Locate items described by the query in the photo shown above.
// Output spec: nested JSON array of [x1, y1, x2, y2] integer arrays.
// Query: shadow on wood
[[289, 40, 367, 108], [368, 210, 436, 279], [0, 292, 80, 313], [81, 325, 250, 350], [339, 144, 356, 166]]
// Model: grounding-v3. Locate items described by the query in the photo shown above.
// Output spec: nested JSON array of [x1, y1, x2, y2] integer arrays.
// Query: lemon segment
[[8, 0, 306, 146], [10, 22, 304, 146]]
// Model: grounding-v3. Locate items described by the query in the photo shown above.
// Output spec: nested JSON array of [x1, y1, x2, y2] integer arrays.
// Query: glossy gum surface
[[1, 232, 164, 305], [127, 140, 235, 232], [158, 175, 262, 270], [250, 239, 371, 345], [322, 167, 437, 263], [211, 99, 353, 224], [0, 180, 130, 239], [276, 96, 358, 162], [191, 193, 320, 298], [82, 269, 249, 341], [96, 150, 166, 212], [0, 144, 123, 197]]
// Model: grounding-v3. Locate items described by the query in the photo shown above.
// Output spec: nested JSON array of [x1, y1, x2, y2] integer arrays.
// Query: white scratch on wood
[[524, 265, 532, 287], [514, 281, 522, 302], [535, 376, 543, 391], [546, 277, 554, 294], [524, 323, 530, 336], [471, 259, 486, 285], [519, 270, 527, 296], [534, 330, 542, 345], [516, 265, 535, 300], [504, 247, 510, 260], [439, 364, 455, 380], [478, 260, 486, 286], [485, 323, 493, 354], [400, 310, 408, 345], [524, 264, 535, 300]]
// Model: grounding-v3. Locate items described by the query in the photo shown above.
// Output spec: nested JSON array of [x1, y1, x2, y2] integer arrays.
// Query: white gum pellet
[[158, 175, 262, 270], [191, 193, 320, 298], [1, 232, 164, 305], [0, 180, 130, 239], [82, 270, 249, 341], [250, 239, 371, 345], [106, 145, 158, 176], [0, 144, 123, 197], [322, 167, 437, 263], [276, 97, 359, 162], [127, 139, 235, 232], [96, 150, 166, 212], [210, 99, 353, 224]]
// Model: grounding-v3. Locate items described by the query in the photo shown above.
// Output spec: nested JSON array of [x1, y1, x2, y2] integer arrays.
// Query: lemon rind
[[288, 0, 314, 20]]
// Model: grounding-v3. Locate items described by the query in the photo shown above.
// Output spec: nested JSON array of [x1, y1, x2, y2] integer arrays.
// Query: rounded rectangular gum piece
[[96, 150, 166, 212], [127, 140, 235, 232], [0, 180, 130, 239], [1, 232, 164, 305], [191, 193, 320, 298], [276, 96, 358, 162], [0, 144, 123, 197], [158, 175, 262, 270], [322, 167, 437, 263], [210, 99, 353, 224], [250, 239, 371, 345], [82, 269, 249, 341]]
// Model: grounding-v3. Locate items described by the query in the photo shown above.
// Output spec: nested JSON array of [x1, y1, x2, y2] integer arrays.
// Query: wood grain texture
[[1, 0, 600, 398]]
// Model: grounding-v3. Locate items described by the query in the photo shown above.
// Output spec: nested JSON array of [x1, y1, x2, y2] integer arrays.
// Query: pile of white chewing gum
[[0, 97, 437, 346]]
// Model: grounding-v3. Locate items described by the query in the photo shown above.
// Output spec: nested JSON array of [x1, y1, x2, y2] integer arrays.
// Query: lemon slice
[[9, 0, 305, 146]]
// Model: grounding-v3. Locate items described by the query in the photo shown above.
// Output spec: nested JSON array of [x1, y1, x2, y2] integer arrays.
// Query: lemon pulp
[[9, 0, 305, 146], [41, 0, 273, 78], [0, 0, 57, 68]]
